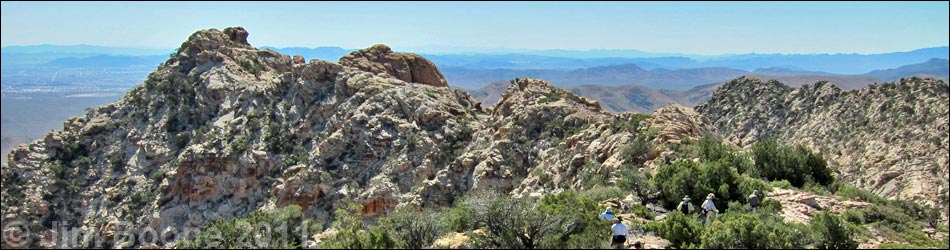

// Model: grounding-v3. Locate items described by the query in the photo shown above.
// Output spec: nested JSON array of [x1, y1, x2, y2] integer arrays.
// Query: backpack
[[679, 202, 689, 214]]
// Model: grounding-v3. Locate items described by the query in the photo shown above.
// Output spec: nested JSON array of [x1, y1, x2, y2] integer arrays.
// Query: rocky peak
[[165, 26, 292, 81], [339, 44, 448, 88], [709, 76, 794, 99], [492, 78, 604, 117], [177, 27, 253, 55]]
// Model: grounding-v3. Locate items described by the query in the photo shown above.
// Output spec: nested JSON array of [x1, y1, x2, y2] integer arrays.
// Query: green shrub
[[537, 191, 610, 249], [176, 205, 315, 249], [738, 175, 772, 194], [756, 199, 783, 215], [653, 143, 753, 212], [858, 201, 945, 248], [697, 135, 731, 163], [615, 164, 656, 200], [621, 135, 653, 165], [804, 182, 832, 196], [610, 113, 650, 133], [443, 204, 476, 233], [150, 168, 167, 182], [456, 190, 610, 249], [230, 135, 249, 153], [322, 202, 399, 249], [577, 161, 609, 189], [645, 211, 703, 248], [771, 179, 792, 189], [887, 199, 941, 224], [699, 212, 808, 249], [379, 207, 445, 249], [630, 204, 655, 220], [862, 203, 913, 227], [109, 151, 126, 172], [462, 191, 561, 249], [835, 184, 886, 204], [578, 185, 624, 202], [693, 160, 740, 211], [879, 243, 934, 249], [751, 140, 834, 188], [811, 211, 857, 249], [652, 160, 701, 209], [840, 210, 865, 225]]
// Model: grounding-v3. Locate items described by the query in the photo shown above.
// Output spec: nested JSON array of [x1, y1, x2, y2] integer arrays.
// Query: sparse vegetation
[[811, 211, 857, 249], [621, 135, 652, 165], [379, 207, 445, 249], [322, 202, 399, 249], [176, 205, 315, 249]]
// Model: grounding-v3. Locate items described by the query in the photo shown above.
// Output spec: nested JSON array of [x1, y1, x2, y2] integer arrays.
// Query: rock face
[[0, 27, 684, 248], [646, 104, 716, 145], [339, 44, 448, 88], [768, 188, 871, 224], [696, 76, 950, 219]]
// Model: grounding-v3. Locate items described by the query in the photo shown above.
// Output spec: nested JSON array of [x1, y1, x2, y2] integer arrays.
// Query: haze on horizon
[[1, 1, 948, 56]]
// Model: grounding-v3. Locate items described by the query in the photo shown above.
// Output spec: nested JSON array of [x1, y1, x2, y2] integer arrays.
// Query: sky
[[1, 1, 948, 55]]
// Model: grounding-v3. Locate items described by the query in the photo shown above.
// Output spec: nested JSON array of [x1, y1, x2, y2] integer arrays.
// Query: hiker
[[611, 217, 629, 249], [748, 190, 760, 212], [676, 195, 693, 214], [600, 206, 615, 221], [700, 193, 719, 224]]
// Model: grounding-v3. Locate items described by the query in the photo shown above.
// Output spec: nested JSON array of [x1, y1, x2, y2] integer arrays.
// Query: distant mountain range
[[751, 67, 837, 76], [0, 44, 172, 55], [443, 64, 749, 90], [697, 47, 948, 74], [428, 46, 948, 74], [4, 45, 945, 74], [865, 58, 950, 81], [0, 45, 172, 66], [453, 58, 948, 90], [467, 58, 949, 113]]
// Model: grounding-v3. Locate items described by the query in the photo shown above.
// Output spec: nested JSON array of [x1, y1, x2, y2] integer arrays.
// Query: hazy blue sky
[[2, 1, 948, 55]]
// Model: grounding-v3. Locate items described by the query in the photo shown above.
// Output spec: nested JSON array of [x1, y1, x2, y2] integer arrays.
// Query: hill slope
[[696, 76, 949, 219]]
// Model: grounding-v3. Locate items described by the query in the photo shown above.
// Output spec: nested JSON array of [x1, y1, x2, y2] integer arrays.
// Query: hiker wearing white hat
[[700, 193, 719, 224]]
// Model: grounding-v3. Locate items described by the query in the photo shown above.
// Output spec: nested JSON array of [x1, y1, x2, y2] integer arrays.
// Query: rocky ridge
[[0, 27, 699, 248], [696, 76, 950, 219]]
